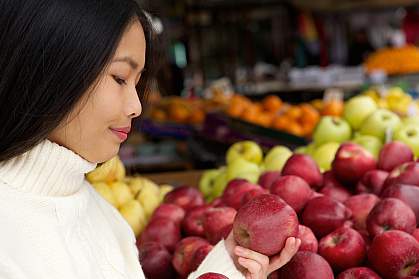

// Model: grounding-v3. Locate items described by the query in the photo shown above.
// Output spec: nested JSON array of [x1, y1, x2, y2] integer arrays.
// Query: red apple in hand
[[203, 207, 237, 245], [151, 204, 185, 226], [356, 170, 389, 195], [368, 230, 419, 279], [282, 154, 323, 189], [332, 143, 377, 187], [138, 242, 175, 279], [319, 227, 367, 271], [344, 193, 380, 232], [270, 175, 313, 213], [383, 162, 419, 190], [258, 171, 281, 191], [172, 237, 210, 278], [222, 179, 260, 210], [182, 205, 210, 237], [139, 217, 181, 252], [276, 251, 334, 279], [381, 184, 419, 223], [367, 198, 416, 238], [233, 194, 299, 256], [197, 273, 229, 279], [302, 196, 351, 238], [378, 141, 414, 172], [164, 186, 205, 211], [337, 267, 381, 279], [297, 225, 318, 253]]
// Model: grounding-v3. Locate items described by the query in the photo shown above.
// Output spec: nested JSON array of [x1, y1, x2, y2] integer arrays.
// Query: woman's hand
[[224, 232, 301, 279]]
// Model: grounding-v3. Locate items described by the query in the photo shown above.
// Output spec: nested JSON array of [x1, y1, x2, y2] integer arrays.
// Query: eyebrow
[[112, 56, 145, 73]]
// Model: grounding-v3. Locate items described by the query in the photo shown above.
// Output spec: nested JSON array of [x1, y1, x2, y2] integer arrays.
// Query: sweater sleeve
[[187, 240, 245, 279]]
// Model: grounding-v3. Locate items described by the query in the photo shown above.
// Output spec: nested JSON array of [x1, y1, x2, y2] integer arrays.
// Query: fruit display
[[85, 156, 173, 237]]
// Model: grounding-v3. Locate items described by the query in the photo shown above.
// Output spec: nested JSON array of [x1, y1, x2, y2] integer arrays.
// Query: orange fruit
[[262, 95, 283, 112], [285, 106, 302, 119], [321, 100, 344, 116], [189, 110, 205, 124]]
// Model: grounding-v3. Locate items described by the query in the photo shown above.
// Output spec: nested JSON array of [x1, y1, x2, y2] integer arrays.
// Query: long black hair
[[0, 0, 154, 161]]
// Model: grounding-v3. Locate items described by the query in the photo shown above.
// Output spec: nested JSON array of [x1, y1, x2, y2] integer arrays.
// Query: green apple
[[294, 146, 307, 154], [211, 168, 228, 199], [359, 109, 401, 142], [313, 116, 352, 146], [312, 142, 340, 172], [226, 140, 263, 165], [344, 96, 377, 130], [394, 124, 419, 157], [263, 145, 292, 172], [226, 157, 260, 180], [403, 116, 419, 127], [199, 169, 222, 198], [351, 134, 383, 159]]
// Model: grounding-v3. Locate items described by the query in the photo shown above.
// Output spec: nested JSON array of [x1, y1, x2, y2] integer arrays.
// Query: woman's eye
[[112, 75, 126, 85]]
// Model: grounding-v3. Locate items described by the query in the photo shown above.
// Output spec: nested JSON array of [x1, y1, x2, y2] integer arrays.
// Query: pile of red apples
[[138, 141, 419, 279]]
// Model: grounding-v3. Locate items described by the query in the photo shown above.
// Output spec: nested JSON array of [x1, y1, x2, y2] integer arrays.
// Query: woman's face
[[49, 20, 146, 163]]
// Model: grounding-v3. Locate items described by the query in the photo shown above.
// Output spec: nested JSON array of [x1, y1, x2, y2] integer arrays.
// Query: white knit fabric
[[0, 140, 244, 279]]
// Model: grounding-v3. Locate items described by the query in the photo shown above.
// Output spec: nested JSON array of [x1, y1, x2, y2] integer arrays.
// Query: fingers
[[268, 237, 301, 274], [235, 246, 269, 268], [238, 257, 262, 279], [235, 246, 270, 279]]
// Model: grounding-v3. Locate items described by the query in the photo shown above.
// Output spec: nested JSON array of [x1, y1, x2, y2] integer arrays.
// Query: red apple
[[337, 267, 381, 279], [302, 196, 351, 238], [197, 273, 229, 279], [152, 204, 185, 226], [270, 175, 313, 213], [172, 237, 210, 277], [356, 170, 389, 195], [332, 143, 377, 187], [320, 184, 352, 203], [258, 171, 281, 191], [209, 197, 225, 207], [413, 228, 419, 242], [203, 207, 237, 245], [190, 244, 213, 272], [378, 141, 414, 172], [323, 170, 346, 189], [182, 205, 211, 237], [297, 225, 318, 253], [344, 193, 380, 232], [139, 217, 181, 252], [138, 242, 175, 279], [282, 154, 323, 189], [368, 230, 419, 278], [233, 194, 299, 256], [367, 198, 416, 238], [276, 251, 334, 279], [383, 162, 419, 190], [319, 227, 367, 271], [381, 184, 419, 224], [164, 186, 205, 211], [222, 179, 260, 210], [240, 187, 268, 207]]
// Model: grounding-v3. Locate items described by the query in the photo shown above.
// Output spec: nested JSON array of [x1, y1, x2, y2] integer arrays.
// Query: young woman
[[0, 0, 300, 278]]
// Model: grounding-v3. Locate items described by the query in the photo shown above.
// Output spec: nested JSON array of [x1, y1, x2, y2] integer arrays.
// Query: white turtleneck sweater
[[0, 140, 244, 279]]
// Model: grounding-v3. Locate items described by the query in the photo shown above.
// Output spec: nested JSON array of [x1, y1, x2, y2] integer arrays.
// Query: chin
[[87, 142, 120, 164]]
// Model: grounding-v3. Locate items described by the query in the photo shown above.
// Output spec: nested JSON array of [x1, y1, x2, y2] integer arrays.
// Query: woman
[[0, 0, 300, 278]]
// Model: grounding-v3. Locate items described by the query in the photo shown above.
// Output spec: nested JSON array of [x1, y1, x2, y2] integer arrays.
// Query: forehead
[[113, 20, 146, 68]]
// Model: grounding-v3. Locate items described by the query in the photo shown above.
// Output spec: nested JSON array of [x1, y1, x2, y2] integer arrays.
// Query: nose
[[126, 85, 142, 119]]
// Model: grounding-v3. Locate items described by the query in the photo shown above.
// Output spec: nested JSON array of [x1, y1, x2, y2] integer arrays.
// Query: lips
[[110, 126, 131, 141]]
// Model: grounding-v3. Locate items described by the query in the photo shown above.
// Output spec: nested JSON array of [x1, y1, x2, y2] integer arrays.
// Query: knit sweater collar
[[0, 139, 97, 196]]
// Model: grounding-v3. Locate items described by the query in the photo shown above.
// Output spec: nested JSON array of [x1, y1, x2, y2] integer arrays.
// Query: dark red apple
[[302, 196, 351, 238], [322, 170, 345, 189], [318, 227, 367, 271], [344, 193, 380, 232], [164, 186, 205, 211], [368, 230, 419, 279], [378, 141, 414, 172], [276, 251, 334, 279], [383, 162, 419, 190], [320, 184, 352, 203], [139, 217, 181, 252], [240, 187, 268, 207], [337, 267, 381, 279], [381, 184, 419, 224], [332, 143, 377, 186], [222, 179, 260, 210], [197, 273, 229, 279], [282, 154, 323, 189], [172, 237, 210, 278], [182, 205, 211, 237], [152, 204, 185, 226], [138, 242, 175, 279], [367, 198, 416, 238], [233, 194, 299, 256], [190, 244, 213, 272], [270, 175, 313, 213], [297, 225, 318, 253], [356, 170, 389, 195], [209, 197, 225, 207], [413, 228, 419, 242], [203, 207, 237, 245], [258, 171, 281, 191]]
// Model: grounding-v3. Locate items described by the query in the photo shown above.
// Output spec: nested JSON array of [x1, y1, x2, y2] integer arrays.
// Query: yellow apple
[[159, 184, 174, 201], [119, 200, 147, 236], [92, 182, 118, 207], [226, 141, 263, 165], [109, 181, 133, 208]]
